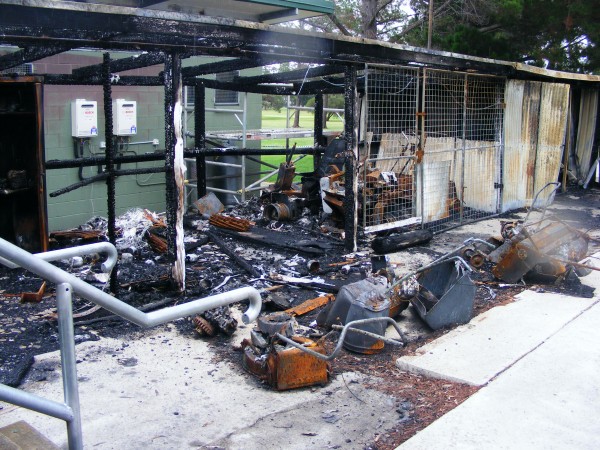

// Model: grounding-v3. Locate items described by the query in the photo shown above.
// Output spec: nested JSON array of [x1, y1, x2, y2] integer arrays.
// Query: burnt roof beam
[[234, 64, 345, 86], [182, 55, 295, 77], [191, 78, 295, 95], [0, 44, 71, 71], [72, 52, 166, 77], [0, 3, 516, 76]]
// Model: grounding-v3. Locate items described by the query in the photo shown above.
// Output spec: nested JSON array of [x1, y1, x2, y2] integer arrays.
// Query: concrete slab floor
[[398, 301, 600, 450], [0, 324, 404, 449]]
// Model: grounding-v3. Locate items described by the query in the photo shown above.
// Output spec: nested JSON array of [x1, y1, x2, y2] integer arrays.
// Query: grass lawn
[[260, 109, 343, 181]]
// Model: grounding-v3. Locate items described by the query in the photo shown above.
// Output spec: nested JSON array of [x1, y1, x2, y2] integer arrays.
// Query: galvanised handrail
[[0, 237, 262, 449]]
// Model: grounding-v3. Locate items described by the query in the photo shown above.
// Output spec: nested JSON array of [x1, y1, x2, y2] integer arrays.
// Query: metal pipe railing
[[0, 238, 261, 326], [0, 242, 118, 274], [0, 237, 262, 449], [275, 317, 406, 362]]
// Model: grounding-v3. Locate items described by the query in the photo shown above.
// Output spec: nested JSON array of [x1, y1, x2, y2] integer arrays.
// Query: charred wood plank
[[0, 45, 71, 71], [234, 64, 344, 86], [206, 230, 261, 278], [72, 52, 166, 78], [371, 229, 434, 254]]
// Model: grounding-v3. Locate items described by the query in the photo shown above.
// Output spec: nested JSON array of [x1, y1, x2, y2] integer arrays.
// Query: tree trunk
[[360, 0, 379, 39], [292, 95, 301, 128]]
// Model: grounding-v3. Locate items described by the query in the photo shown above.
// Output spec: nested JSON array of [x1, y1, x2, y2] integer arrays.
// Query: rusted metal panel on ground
[[491, 221, 588, 283], [575, 89, 599, 180], [533, 83, 570, 206], [242, 337, 330, 391]]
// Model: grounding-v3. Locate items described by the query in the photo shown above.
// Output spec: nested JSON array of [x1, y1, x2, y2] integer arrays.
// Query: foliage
[[295, 0, 599, 73], [400, 0, 600, 73]]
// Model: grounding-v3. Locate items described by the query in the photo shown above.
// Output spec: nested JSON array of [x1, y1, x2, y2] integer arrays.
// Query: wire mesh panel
[[422, 69, 505, 232], [363, 65, 420, 233]]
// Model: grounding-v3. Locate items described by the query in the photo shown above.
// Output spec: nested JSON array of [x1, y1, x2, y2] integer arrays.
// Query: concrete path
[[395, 261, 600, 448], [398, 300, 600, 449], [0, 322, 403, 449]]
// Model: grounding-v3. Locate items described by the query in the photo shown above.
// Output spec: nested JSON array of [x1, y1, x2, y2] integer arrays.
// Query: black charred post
[[163, 53, 177, 266], [195, 82, 206, 198], [313, 92, 324, 172], [103, 52, 118, 292], [343, 65, 358, 252], [184, 147, 319, 157], [49, 173, 108, 197]]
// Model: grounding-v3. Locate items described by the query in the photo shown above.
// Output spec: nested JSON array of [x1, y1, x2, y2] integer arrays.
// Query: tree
[[399, 0, 600, 73]]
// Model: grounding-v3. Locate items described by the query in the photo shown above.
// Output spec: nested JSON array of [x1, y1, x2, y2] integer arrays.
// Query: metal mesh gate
[[363, 65, 420, 233], [420, 69, 505, 232]]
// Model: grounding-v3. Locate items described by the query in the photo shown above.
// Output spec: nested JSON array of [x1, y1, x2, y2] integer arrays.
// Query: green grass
[[260, 109, 343, 182]]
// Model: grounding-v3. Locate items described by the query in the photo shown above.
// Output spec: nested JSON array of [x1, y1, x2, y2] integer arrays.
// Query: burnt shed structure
[[0, 0, 599, 290]]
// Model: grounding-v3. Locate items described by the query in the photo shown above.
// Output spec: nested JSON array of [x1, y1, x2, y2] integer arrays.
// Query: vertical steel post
[[313, 92, 324, 172], [56, 283, 83, 450], [195, 82, 206, 198], [460, 73, 468, 224], [241, 92, 247, 201], [343, 65, 358, 252], [102, 53, 118, 293]]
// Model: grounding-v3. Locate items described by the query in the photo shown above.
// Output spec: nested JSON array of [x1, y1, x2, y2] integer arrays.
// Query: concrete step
[[0, 421, 59, 449]]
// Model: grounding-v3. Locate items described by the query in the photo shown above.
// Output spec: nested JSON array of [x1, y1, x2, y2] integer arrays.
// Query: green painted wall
[[38, 52, 261, 231]]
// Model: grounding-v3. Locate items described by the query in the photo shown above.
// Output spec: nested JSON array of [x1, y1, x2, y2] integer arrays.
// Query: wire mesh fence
[[363, 65, 420, 232], [362, 66, 505, 234], [421, 69, 505, 232]]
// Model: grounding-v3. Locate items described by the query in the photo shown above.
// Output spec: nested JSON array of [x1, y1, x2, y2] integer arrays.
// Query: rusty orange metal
[[242, 336, 330, 391], [285, 294, 335, 317], [208, 214, 252, 232]]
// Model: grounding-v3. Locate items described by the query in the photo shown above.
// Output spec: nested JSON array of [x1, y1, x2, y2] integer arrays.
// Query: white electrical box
[[112, 99, 137, 136], [71, 99, 98, 137]]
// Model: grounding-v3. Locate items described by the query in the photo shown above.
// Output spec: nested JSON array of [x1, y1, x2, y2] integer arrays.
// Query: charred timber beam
[[0, 45, 71, 71], [314, 92, 324, 171], [206, 231, 261, 278], [164, 52, 177, 281], [0, 3, 520, 77], [102, 52, 118, 292], [48, 167, 165, 197], [46, 152, 166, 169], [182, 55, 292, 77], [195, 82, 207, 198], [185, 78, 295, 95], [233, 64, 345, 86], [184, 147, 320, 157], [343, 65, 358, 252], [72, 52, 165, 78], [44, 74, 162, 86], [49, 173, 108, 198]]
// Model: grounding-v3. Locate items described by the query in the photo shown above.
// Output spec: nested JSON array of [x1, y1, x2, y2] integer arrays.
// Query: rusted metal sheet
[[417, 158, 451, 222], [459, 143, 499, 213], [575, 89, 598, 180], [242, 336, 330, 391], [502, 80, 528, 211], [502, 80, 543, 210], [284, 294, 335, 317], [491, 221, 588, 282], [533, 83, 570, 205]]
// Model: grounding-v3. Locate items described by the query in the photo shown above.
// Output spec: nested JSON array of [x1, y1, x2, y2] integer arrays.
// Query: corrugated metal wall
[[575, 89, 599, 180], [502, 81, 569, 211], [533, 83, 570, 205]]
